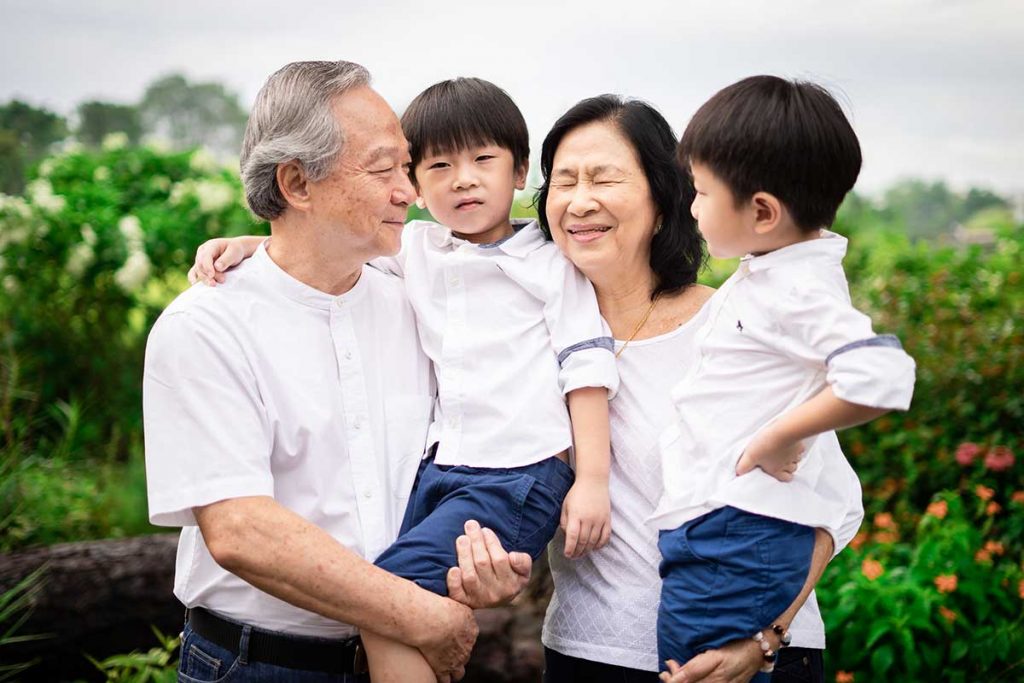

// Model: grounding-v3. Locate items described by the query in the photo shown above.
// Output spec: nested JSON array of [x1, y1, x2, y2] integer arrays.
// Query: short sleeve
[[143, 309, 274, 527], [539, 253, 619, 399], [774, 278, 915, 410]]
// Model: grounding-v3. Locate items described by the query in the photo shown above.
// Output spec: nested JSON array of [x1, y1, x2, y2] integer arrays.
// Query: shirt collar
[[424, 218, 546, 258], [742, 229, 847, 273], [253, 239, 369, 310]]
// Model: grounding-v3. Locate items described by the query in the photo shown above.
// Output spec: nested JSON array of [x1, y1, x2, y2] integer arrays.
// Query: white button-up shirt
[[382, 219, 618, 468], [144, 243, 434, 637], [650, 231, 915, 539]]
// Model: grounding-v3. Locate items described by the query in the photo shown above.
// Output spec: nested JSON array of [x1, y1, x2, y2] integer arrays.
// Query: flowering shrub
[[0, 141, 264, 453]]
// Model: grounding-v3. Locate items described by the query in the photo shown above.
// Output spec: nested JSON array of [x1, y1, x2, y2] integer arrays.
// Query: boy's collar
[[742, 229, 847, 273], [426, 218, 543, 258]]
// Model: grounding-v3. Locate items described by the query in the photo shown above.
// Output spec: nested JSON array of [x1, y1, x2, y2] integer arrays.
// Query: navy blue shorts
[[375, 453, 575, 595], [657, 507, 814, 681]]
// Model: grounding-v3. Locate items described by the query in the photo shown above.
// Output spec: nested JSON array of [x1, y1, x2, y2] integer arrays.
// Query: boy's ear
[[513, 161, 528, 191], [750, 191, 782, 235], [277, 161, 313, 212]]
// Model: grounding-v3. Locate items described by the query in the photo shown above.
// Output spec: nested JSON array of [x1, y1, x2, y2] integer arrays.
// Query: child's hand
[[735, 424, 806, 482], [187, 237, 248, 286], [560, 476, 611, 559]]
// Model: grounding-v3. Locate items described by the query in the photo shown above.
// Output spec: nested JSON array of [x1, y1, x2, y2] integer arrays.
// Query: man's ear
[[276, 160, 313, 212], [750, 191, 783, 235], [513, 161, 528, 191]]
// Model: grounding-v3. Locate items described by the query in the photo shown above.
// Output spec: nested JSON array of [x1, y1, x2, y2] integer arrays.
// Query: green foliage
[[0, 100, 68, 194], [0, 142, 265, 463], [139, 74, 248, 157], [0, 566, 49, 681], [77, 101, 143, 148], [87, 627, 179, 683]]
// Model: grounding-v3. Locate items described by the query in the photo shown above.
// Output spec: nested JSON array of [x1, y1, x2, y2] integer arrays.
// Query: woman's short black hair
[[401, 77, 530, 182], [537, 95, 705, 299], [678, 75, 862, 231]]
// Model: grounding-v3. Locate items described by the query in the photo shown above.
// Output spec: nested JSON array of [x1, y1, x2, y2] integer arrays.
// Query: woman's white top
[[385, 219, 618, 468], [543, 298, 864, 670]]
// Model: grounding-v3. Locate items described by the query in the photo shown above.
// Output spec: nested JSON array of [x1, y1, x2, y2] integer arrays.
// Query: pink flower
[[984, 446, 1015, 472], [955, 442, 981, 466]]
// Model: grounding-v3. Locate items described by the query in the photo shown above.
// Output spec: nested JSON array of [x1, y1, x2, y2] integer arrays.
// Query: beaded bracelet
[[752, 624, 792, 673]]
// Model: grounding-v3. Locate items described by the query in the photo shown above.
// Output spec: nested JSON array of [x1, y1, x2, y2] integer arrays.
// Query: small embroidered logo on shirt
[[736, 320, 744, 332]]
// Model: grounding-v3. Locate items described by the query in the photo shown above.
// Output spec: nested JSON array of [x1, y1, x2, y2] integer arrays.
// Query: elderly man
[[144, 60, 524, 683]]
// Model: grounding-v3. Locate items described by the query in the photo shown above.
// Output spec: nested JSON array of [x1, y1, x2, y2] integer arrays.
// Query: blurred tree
[[138, 74, 247, 156], [0, 99, 68, 193], [76, 101, 142, 147]]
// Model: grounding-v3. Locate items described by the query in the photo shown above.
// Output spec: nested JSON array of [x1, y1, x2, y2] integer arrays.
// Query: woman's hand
[[659, 636, 765, 683], [445, 520, 532, 609], [560, 476, 611, 558], [735, 423, 805, 482], [187, 236, 262, 286]]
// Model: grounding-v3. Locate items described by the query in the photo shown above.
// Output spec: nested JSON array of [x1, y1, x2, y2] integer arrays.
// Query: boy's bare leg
[[362, 629, 437, 683]]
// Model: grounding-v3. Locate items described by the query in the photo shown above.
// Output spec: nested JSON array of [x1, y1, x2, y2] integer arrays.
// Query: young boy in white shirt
[[189, 77, 618, 683], [650, 76, 916, 682]]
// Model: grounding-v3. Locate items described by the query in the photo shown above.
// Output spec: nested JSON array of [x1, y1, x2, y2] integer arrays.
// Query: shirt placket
[[329, 296, 386, 559], [438, 250, 467, 461]]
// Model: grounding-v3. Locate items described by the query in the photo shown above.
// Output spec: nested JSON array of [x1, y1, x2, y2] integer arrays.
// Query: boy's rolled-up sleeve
[[143, 309, 273, 527], [776, 278, 915, 410], [541, 255, 619, 399]]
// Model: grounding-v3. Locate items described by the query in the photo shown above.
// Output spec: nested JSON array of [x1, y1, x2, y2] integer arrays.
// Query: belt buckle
[[352, 639, 368, 675]]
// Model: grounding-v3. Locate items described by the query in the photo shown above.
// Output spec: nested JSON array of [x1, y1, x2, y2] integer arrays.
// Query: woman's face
[[545, 120, 658, 280]]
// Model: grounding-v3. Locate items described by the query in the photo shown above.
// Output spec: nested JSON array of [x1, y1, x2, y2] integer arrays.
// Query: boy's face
[[413, 143, 527, 244], [690, 162, 758, 259]]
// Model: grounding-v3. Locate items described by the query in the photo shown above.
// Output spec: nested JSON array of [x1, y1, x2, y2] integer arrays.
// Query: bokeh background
[[1, 1, 1021, 681]]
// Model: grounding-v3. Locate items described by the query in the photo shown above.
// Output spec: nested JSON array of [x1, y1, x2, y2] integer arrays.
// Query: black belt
[[186, 607, 367, 675]]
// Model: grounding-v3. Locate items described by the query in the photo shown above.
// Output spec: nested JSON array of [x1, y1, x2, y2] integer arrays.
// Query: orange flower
[[925, 500, 948, 519], [939, 606, 957, 623], [836, 672, 855, 683], [874, 512, 897, 529], [861, 559, 884, 581], [935, 574, 958, 593], [975, 549, 992, 563], [850, 531, 869, 551], [987, 502, 1002, 516], [984, 541, 1005, 556], [975, 485, 995, 501], [1019, 579, 1024, 600], [1012, 491, 1024, 505], [874, 531, 899, 544]]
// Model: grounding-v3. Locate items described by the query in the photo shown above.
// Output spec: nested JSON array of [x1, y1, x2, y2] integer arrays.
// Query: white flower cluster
[[113, 215, 151, 293], [65, 224, 98, 278], [26, 179, 66, 214], [0, 195, 35, 252], [169, 178, 236, 214], [102, 132, 129, 151]]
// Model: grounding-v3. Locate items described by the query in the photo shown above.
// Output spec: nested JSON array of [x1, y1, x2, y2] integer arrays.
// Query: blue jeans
[[177, 623, 370, 683], [375, 454, 575, 595], [657, 507, 815, 682]]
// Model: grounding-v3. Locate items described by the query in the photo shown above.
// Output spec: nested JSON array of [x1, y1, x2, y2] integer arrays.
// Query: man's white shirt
[[381, 219, 618, 469], [649, 231, 915, 541], [144, 242, 434, 637]]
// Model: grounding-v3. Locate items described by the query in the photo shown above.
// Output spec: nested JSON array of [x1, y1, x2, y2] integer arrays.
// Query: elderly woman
[[187, 93, 861, 683], [529, 95, 862, 683]]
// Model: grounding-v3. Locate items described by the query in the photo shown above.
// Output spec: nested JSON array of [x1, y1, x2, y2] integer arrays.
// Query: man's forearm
[[194, 495, 445, 647]]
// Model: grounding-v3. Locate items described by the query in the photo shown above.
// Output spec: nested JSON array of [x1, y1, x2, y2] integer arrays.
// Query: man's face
[[307, 86, 415, 259]]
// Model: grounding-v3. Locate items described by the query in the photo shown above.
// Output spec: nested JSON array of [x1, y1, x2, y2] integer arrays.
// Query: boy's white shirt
[[374, 219, 618, 468], [649, 230, 916, 543]]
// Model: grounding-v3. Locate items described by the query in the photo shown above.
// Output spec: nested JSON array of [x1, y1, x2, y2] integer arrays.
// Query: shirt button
[[363, 490, 372, 499], [344, 351, 353, 360], [449, 277, 460, 287], [335, 298, 345, 308], [353, 418, 362, 430], [447, 416, 459, 428]]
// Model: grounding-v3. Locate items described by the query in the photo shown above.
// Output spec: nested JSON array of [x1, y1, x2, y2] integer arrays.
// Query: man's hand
[[560, 476, 611, 558], [659, 637, 764, 682], [735, 424, 805, 482], [416, 598, 477, 682], [446, 520, 531, 609]]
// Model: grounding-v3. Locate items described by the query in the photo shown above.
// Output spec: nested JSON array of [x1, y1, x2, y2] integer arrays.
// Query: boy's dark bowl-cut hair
[[678, 75, 862, 231], [537, 95, 705, 300], [401, 77, 530, 181]]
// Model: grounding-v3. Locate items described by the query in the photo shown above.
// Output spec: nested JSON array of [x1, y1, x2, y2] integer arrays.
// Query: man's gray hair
[[240, 60, 371, 221]]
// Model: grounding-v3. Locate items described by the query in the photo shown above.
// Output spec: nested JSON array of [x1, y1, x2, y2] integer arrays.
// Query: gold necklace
[[615, 294, 660, 359]]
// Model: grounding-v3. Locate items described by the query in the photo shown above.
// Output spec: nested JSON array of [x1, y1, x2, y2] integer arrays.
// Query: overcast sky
[[2, 0, 1021, 196]]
